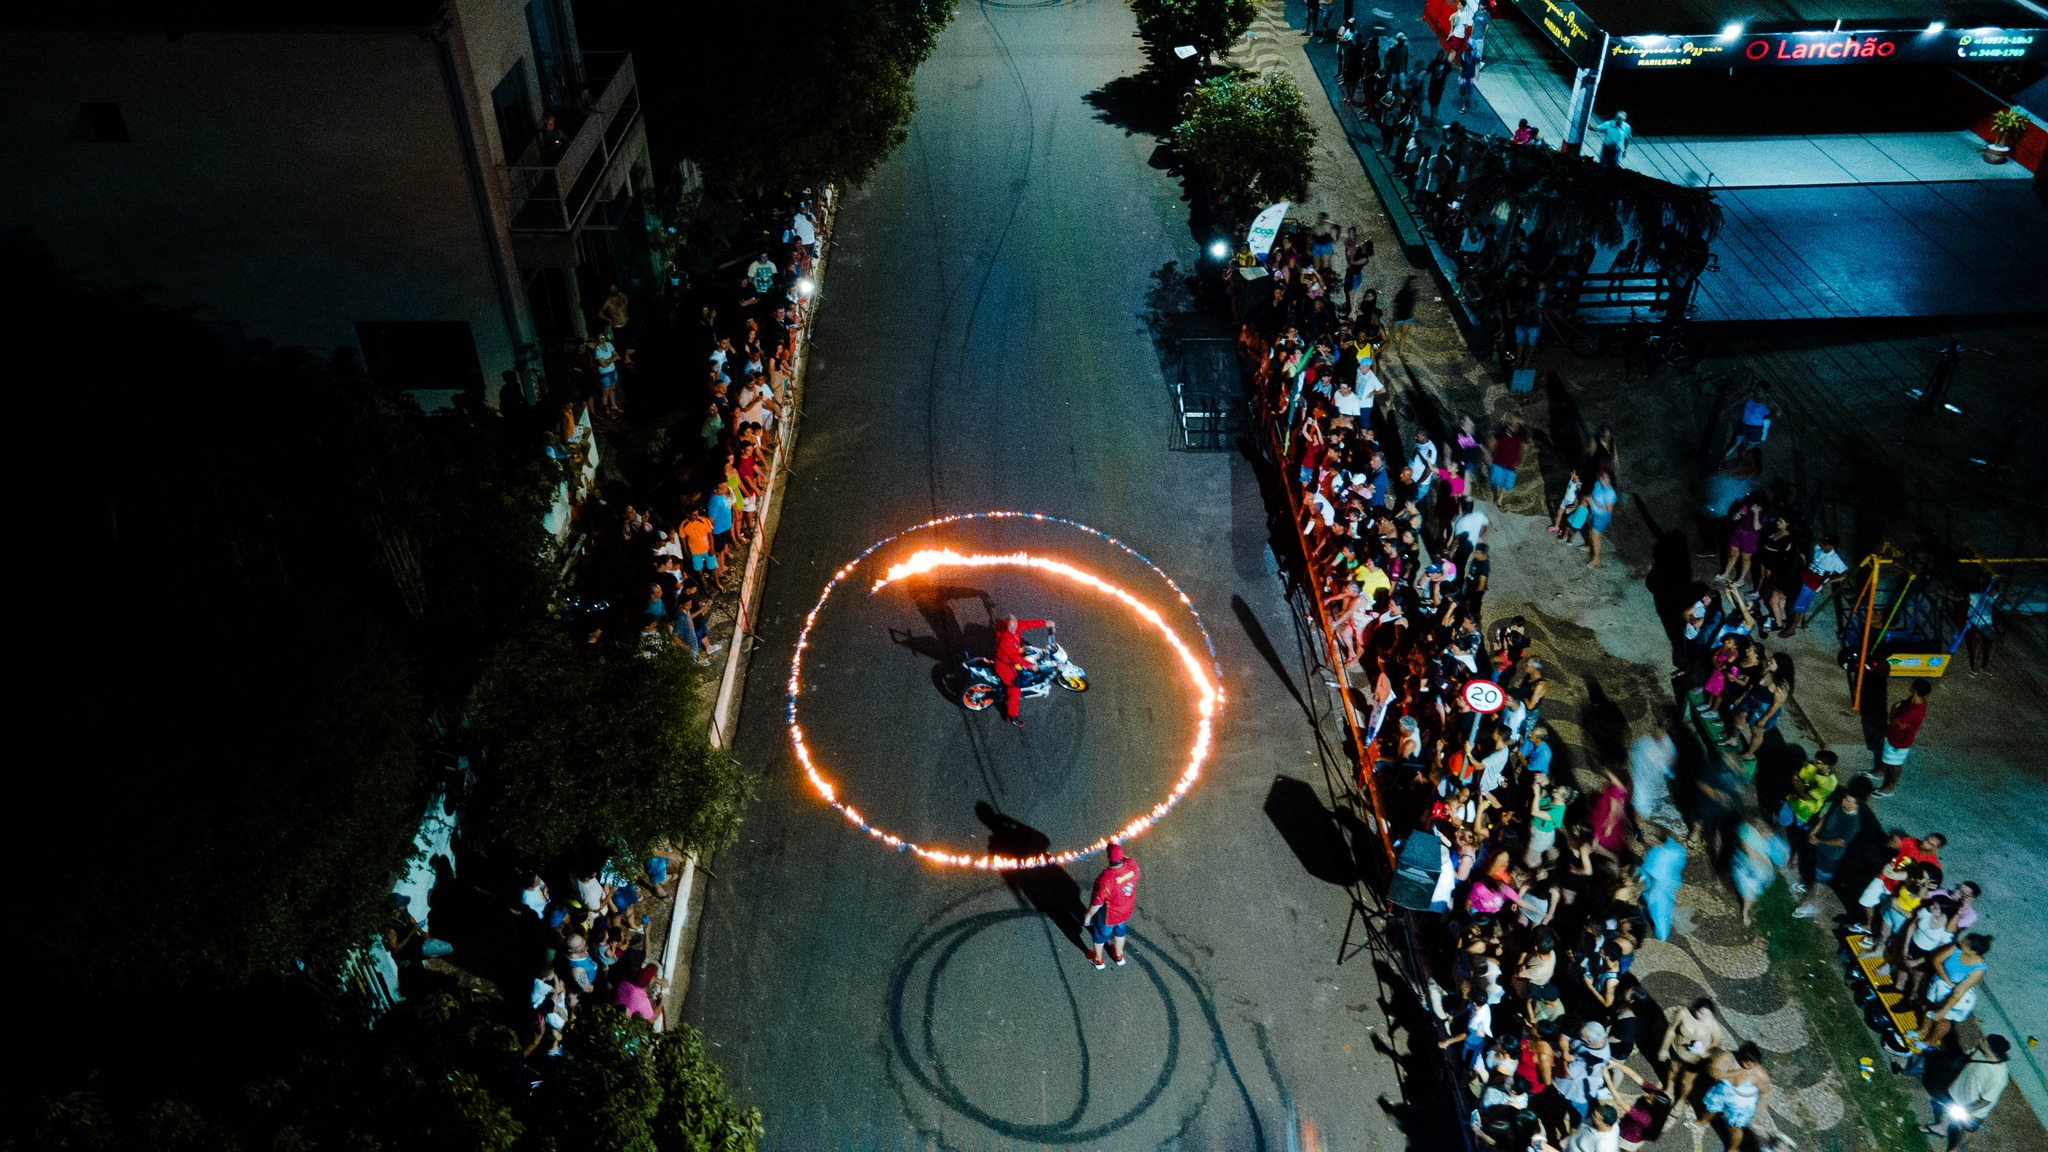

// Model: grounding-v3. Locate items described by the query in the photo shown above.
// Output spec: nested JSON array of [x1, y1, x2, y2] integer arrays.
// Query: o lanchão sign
[[1608, 27, 2047, 70]]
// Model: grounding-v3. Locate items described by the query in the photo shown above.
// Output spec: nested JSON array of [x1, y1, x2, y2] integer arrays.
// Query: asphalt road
[[684, 4, 1412, 1147]]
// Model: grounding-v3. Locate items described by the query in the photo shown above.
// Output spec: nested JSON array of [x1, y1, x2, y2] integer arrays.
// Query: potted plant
[[1985, 107, 2028, 164]]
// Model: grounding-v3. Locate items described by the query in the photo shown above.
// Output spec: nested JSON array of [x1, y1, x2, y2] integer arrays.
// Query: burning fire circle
[[787, 512, 1224, 870]]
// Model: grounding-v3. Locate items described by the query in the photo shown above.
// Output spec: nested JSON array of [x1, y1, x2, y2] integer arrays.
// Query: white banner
[[1247, 201, 1291, 260]]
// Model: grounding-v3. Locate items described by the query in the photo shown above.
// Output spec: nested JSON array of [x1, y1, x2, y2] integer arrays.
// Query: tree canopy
[[12, 234, 557, 990], [1458, 137, 1723, 258], [1130, 0, 1257, 59], [584, 1, 957, 196], [471, 629, 755, 871], [1172, 69, 1316, 210], [16, 993, 761, 1152]]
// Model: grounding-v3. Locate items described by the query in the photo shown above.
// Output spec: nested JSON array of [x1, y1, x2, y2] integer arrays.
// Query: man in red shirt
[[1874, 678, 1933, 796], [1086, 842, 1141, 970], [993, 615, 1052, 727]]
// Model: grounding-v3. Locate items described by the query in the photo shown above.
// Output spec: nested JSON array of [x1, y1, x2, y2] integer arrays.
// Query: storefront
[[1491, 0, 2047, 156]]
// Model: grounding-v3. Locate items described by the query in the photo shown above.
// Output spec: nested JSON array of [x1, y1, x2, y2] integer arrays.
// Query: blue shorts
[[599, 369, 618, 390], [647, 856, 670, 884], [1792, 583, 1819, 614], [1590, 509, 1614, 533], [1312, 241, 1335, 258], [1514, 322, 1540, 346], [1744, 695, 1779, 731], [1394, 317, 1415, 326], [690, 551, 719, 571], [1490, 464, 1517, 491], [1088, 912, 1128, 945]]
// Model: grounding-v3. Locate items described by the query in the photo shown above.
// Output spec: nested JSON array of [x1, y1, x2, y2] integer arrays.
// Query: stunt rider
[[995, 615, 1054, 728]]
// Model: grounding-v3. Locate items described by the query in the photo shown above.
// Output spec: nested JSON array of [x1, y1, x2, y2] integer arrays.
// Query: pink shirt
[[1468, 878, 1518, 914], [611, 980, 656, 1021]]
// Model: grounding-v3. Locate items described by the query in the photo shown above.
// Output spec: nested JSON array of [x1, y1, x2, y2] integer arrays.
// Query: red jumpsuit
[[994, 619, 1048, 720]]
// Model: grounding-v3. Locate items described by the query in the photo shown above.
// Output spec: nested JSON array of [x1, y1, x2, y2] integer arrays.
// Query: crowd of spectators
[[1235, 209, 2011, 1150], [566, 192, 824, 664], [376, 195, 827, 1090], [500, 851, 693, 1065]]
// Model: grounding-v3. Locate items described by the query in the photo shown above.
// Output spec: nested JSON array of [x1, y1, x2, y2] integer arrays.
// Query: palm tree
[[1462, 139, 1719, 267]]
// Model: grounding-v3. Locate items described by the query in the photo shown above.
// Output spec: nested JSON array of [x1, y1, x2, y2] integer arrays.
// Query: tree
[[17, 994, 760, 1152], [529, 1009, 762, 1151], [649, 1021, 766, 1152], [9, 231, 562, 1043], [1171, 69, 1316, 211], [1130, 0, 1256, 59], [1456, 138, 1721, 274], [583, 1, 957, 196], [471, 630, 755, 869]]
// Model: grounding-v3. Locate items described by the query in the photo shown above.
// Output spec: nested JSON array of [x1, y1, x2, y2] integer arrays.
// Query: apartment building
[[0, 1, 657, 401]]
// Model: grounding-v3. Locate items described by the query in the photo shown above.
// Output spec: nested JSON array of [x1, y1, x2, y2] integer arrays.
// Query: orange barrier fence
[[1247, 348, 1399, 886]]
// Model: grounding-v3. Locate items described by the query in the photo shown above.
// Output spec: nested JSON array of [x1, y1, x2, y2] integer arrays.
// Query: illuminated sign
[[1508, 0, 1603, 68], [1608, 27, 2046, 69], [1956, 29, 2044, 60]]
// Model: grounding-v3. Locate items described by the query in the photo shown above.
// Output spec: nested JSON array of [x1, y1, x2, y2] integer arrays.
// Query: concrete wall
[[0, 26, 522, 378]]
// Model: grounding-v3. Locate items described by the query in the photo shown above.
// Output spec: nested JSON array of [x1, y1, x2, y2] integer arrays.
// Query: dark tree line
[[7, 234, 756, 1148]]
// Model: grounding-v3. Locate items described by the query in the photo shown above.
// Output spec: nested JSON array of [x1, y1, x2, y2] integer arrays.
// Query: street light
[[798, 277, 817, 299], [1720, 23, 1743, 39], [1209, 240, 1230, 260]]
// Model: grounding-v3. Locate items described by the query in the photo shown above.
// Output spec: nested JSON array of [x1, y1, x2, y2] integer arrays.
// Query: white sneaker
[[1792, 905, 1819, 919]]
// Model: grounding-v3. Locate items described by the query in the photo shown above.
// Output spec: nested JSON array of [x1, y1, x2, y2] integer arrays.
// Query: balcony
[[505, 51, 641, 233]]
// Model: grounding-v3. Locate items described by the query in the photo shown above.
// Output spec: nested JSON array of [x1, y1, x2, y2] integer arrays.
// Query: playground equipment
[[1837, 544, 2047, 703]]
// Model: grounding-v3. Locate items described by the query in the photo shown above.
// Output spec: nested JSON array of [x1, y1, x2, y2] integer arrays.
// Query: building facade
[[0, 0, 655, 402]]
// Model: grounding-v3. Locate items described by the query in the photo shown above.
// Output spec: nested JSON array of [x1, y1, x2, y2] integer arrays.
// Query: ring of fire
[[786, 512, 1224, 870]]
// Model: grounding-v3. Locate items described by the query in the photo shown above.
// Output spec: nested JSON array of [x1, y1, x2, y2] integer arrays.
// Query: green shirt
[[1789, 764, 1838, 823], [1533, 796, 1566, 833]]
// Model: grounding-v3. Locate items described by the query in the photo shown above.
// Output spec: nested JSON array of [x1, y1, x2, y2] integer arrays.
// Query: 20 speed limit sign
[[1461, 678, 1506, 714]]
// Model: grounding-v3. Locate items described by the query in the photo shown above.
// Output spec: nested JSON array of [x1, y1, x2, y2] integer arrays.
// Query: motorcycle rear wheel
[[962, 684, 997, 711], [1057, 671, 1089, 692]]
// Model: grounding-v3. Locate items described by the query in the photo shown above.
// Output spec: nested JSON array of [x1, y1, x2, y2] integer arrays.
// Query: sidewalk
[[1252, 3, 2045, 1148]]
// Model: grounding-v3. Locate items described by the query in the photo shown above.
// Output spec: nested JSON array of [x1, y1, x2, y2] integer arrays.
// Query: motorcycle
[[960, 625, 1088, 711]]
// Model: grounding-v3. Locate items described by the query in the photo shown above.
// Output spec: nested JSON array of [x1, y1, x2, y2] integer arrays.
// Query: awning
[[1499, 0, 2048, 70]]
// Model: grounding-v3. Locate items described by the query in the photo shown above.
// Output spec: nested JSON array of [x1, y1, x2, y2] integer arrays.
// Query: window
[[491, 64, 535, 163], [354, 322, 484, 393], [80, 102, 130, 143]]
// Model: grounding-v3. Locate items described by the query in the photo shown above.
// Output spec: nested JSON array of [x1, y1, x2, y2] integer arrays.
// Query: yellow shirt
[[1358, 566, 1393, 604]]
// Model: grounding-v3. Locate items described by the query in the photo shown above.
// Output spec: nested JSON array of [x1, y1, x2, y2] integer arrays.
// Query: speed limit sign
[[1461, 678, 1506, 714]]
